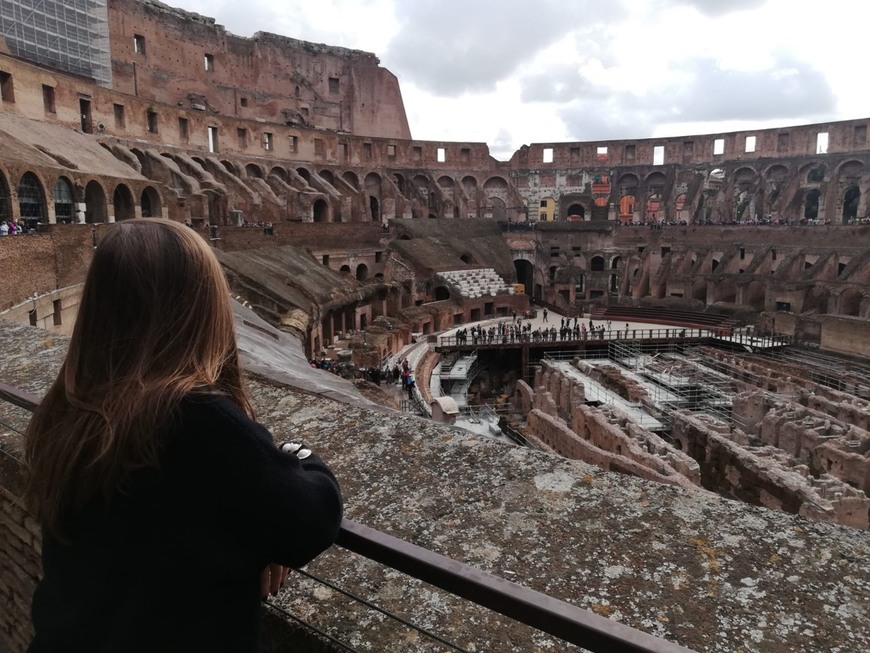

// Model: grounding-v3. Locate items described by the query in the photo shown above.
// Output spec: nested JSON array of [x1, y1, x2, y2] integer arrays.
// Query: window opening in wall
[[79, 98, 92, 133], [777, 132, 789, 152], [208, 126, 219, 153], [363, 142, 372, 160], [53, 177, 74, 223], [623, 144, 636, 162], [263, 132, 273, 151], [289, 135, 298, 153], [147, 110, 158, 133], [204, 53, 214, 71], [0, 71, 12, 103], [387, 144, 396, 157], [340, 142, 348, 159], [300, 107, 309, 117], [596, 146, 608, 158], [854, 125, 867, 146], [322, 255, 329, 265], [570, 147, 581, 163], [413, 146, 422, 161], [816, 131, 829, 154], [437, 147, 446, 162], [240, 97, 248, 107], [740, 247, 746, 259], [114, 103, 125, 128], [178, 117, 189, 142], [53, 299, 63, 326], [237, 128, 247, 149], [314, 138, 324, 157], [42, 85, 55, 113], [29, 309, 37, 326], [328, 77, 340, 93], [745, 135, 756, 152], [542, 147, 554, 163], [661, 247, 670, 256], [713, 138, 725, 155], [375, 251, 382, 263], [653, 145, 665, 165], [461, 147, 470, 163], [133, 34, 146, 55]]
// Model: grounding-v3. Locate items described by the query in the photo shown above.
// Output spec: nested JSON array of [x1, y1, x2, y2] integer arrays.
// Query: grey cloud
[[383, 0, 626, 96], [657, 0, 769, 16], [520, 64, 610, 103], [557, 55, 835, 141]]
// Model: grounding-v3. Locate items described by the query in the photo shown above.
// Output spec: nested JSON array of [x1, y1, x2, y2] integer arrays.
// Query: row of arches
[[0, 168, 162, 224]]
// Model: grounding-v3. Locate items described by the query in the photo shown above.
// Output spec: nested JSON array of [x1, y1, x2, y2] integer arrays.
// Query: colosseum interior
[[0, 1, 868, 652]]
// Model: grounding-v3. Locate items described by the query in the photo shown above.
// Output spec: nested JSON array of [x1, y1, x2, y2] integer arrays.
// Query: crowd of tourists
[[0, 219, 34, 235]]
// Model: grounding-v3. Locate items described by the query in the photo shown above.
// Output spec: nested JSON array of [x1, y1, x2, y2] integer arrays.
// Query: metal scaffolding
[[0, 1, 112, 87]]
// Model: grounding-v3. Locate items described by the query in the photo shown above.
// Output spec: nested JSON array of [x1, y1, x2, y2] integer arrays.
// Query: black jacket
[[29, 394, 343, 652]]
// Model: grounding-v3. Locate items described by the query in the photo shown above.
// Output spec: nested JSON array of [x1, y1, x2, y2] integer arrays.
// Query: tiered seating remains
[[592, 306, 737, 330], [437, 268, 513, 299]]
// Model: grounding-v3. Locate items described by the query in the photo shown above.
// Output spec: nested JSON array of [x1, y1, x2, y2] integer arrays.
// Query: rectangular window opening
[[263, 132, 273, 151], [777, 132, 790, 152], [413, 146, 422, 162], [363, 142, 372, 160], [542, 147, 554, 163], [816, 131, 829, 154], [437, 147, 446, 163], [854, 125, 866, 146], [42, 85, 55, 113], [387, 144, 396, 158], [113, 103, 125, 128], [314, 138, 324, 157], [461, 147, 470, 163], [744, 135, 756, 153], [208, 126, 219, 153], [0, 71, 14, 103], [133, 34, 146, 55], [624, 144, 636, 162], [653, 145, 665, 165], [289, 135, 299, 153], [204, 53, 214, 72], [596, 146, 608, 157], [328, 77, 340, 93], [52, 299, 62, 326], [237, 128, 247, 149], [147, 110, 158, 134], [340, 142, 348, 159], [240, 97, 248, 107], [713, 138, 725, 155], [178, 117, 189, 142]]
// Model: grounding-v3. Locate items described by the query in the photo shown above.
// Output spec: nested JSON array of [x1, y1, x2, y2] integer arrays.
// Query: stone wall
[[0, 480, 40, 653]]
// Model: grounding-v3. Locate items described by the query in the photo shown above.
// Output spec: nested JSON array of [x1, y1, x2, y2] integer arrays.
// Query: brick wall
[[0, 483, 40, 653]]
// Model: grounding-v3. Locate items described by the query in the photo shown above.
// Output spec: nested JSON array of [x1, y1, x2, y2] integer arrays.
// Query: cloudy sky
[[171, 0, 866, 160]]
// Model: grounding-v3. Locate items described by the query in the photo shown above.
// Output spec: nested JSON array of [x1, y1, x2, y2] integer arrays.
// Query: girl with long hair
[[24, 218, 342, 652]]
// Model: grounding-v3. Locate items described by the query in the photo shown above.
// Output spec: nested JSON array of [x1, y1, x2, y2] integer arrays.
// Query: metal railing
[[0, 380, 694, 653]]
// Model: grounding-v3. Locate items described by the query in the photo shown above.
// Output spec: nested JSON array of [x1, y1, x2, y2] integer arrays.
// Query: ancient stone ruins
[[0, 2, 868, 652]]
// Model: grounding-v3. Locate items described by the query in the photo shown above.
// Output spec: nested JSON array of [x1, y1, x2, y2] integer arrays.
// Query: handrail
[[0, 380, 694, 653]]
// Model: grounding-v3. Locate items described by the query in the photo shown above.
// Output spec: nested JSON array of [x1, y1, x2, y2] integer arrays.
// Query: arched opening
[[807, 165, 826, 183], [611, 256, 621, 269], [843, 186, 860, 223], [269, 167, 288, 182], [297, 168, 312, 183], [460, 253, 474, 264], [319, 169, 335, 186], [221, 160, 239, 176], [487, 197, 506, 221], [84, 181, 108, 223], [609, 274, 618, 292], [53, 177, 75, 223], [514, 260, 533, 294], [567, 203, 585, 220], [113, 184, 136, 221], [140, 186, 162, 218], [245, 164, 263, 179], [339, 265, 351, 274], [342, 171, 359, 189], [313, 199, 329, 223], [356, 264, 368, 281], [365, 173, 382, 221], [434, 286, 450, 301], [18, 172, 46, 226], [393, 173, 407, 195], [590, 256, 605, 272], [646, 193, 662, 223], [369, 196, 380, 222], [839, 289, 862, 316], [0, 172, 10, 222], [618, 195, 636, 223], [804, 189, 821, 220]]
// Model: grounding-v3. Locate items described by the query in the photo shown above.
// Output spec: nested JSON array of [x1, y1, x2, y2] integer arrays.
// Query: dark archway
[[843, 186, 860, 223], [84, 180, 108, 223], [297, 168, 312, 183], [342, 171, 359, 189], [590, 256, 605, 272], [18, 172, 46, 225], [514, 260, 533, 294], [434, 286, 450, 301], [0, 171, 10, 222], [356, 264, 368, 281], [245, 164, 264, 179], [339, 265, 351, 274], [141, 186, 162, 218], [804, 189, 821, 220], [113, 184, 136, 221], [53, 177, 75, 223], [313, 198, 329, 223], [369, 195, 380, 222], [567, 203, 585, 220]]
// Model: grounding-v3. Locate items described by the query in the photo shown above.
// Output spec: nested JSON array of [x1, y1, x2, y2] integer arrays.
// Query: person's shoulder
[[178, 392, 253, 430]]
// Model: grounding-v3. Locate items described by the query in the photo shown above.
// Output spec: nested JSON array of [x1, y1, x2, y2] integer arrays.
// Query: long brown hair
[[25, 218, 252, 538]]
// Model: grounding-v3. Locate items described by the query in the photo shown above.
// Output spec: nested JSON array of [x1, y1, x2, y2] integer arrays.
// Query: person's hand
[[260, 562, 290, 599]]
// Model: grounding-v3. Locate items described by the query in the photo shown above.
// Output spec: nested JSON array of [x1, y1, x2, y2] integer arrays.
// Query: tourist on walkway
[[24, 219, 343, 652]]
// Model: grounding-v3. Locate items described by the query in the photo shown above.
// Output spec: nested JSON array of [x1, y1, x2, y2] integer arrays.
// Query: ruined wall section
[[521, 362, 700, 490], [108, 0, 410, 139]]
